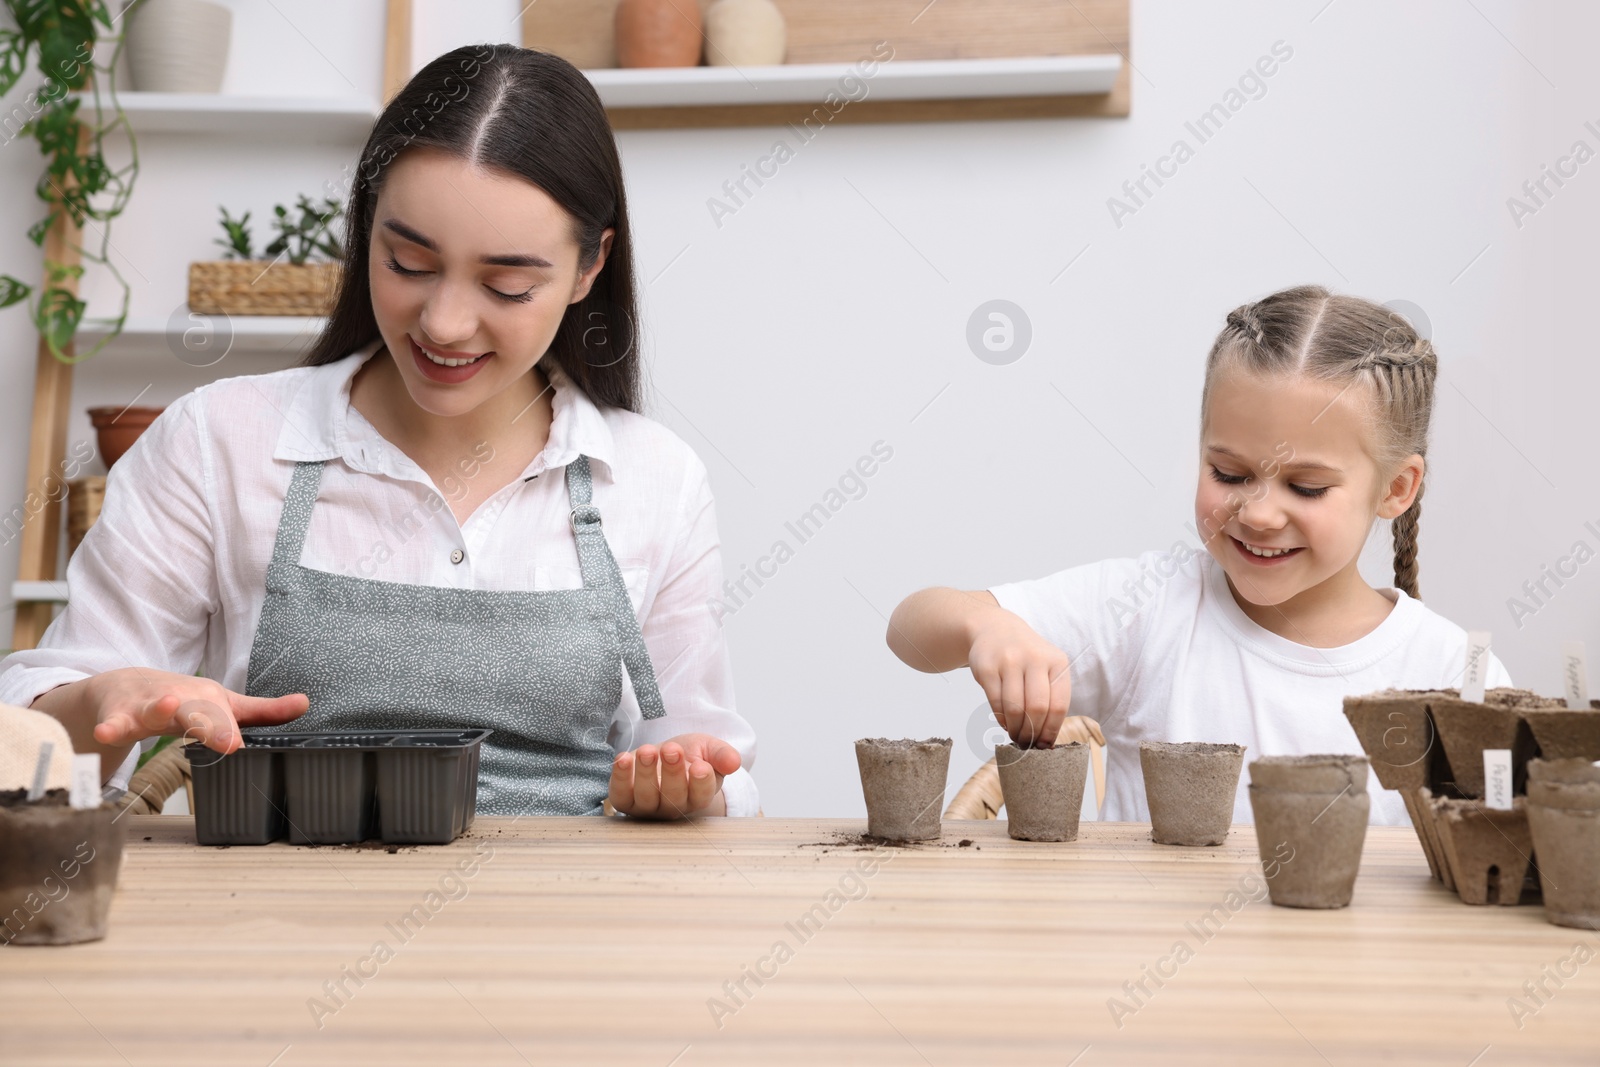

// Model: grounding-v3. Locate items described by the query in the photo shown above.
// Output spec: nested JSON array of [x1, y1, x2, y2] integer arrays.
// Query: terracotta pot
[[87, 406, 164, 469], [1247, 755, 1370, 909], [1526, 758, 1600, 930], [855, 737, 950, 842], [1140, 741, 1244, 846], [996, 742, 1087, 842], [615, 0, 703, 68], [0, 790, 125, 945]]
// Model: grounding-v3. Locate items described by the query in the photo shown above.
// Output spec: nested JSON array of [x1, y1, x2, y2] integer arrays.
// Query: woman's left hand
[[609, 733, 742, 819]]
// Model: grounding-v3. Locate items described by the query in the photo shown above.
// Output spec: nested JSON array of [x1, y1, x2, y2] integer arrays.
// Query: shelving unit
[[77, 314, 326, 353], [527, 0, 1132, 128], [585, 53, 1121, 108], [64, 91, 381, 139]]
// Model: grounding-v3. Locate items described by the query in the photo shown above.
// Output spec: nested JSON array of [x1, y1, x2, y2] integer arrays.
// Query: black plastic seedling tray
[[184, 729, 491, 846]]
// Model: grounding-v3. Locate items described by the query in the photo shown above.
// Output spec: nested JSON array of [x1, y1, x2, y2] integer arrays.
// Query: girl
[[887, 285, 1509, 826], [1, 45, 756, 819]]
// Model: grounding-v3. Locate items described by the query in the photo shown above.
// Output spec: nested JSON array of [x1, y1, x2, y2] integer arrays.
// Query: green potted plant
[[0, 0, 138, 363], [188, 194, 345, 316]]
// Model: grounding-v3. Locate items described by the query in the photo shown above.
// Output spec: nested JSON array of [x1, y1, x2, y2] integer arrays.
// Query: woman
[[0, 45, 757, 819]]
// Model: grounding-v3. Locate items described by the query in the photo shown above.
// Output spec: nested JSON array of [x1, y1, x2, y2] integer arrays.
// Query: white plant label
[[1461, 630, 1491, 704], [27, 740, 53, 801], [1484, 749, 1513, 811], [69, 753, 100, 810], [1563, 640, 1590, 710]]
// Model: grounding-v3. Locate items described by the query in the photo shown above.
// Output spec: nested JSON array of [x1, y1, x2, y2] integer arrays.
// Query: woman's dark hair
[[303, 44, 641, 411]]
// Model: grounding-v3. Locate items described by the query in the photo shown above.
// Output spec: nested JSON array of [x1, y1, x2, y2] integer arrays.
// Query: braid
[[1362, 334, 1435, 600], [1392, 476, 1423, 600], [1225, 306, 1266, 346]]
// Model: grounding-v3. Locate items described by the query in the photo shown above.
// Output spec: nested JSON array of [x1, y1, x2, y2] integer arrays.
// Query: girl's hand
[[43, 667, 310, 756], [609, 733, 742, 819], [967, 610, 1088, 749]]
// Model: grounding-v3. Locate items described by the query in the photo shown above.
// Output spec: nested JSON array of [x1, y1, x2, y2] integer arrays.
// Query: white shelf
[[14, 581, 69, 604], [585, 54, 1122, 109], [77, 314, 326, 353], [66, 91, 380, 138]]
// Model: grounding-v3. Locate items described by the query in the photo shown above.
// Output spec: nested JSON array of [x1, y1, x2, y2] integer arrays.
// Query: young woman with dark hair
[[3, 45, 757, 819]]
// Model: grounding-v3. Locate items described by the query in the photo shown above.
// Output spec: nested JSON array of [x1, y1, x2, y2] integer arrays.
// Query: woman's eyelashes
[[1207, 465, 1331, 499], [383, 255, 537, 304]]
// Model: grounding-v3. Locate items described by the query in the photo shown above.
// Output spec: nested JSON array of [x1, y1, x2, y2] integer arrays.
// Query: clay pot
[[615, 0, 702, 68], [0, 790, 125, 945], [705, 0, 786, 66], [1247, 755, 1370, 909], [1429, 796, 1536, 905], [1521, 702, 1600, 761], [88, 406, 164, 469], [855, 738, 950, 842], [1526, 758, 1600, 930], [1428, 687, 1546, 798], [996, 742, 1088, 842], [1139, 741, 1244, 846]]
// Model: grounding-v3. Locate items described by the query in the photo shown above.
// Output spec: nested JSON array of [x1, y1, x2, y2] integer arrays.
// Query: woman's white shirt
[[989, 546, 1512, 826], [0, 339, 759, 815]]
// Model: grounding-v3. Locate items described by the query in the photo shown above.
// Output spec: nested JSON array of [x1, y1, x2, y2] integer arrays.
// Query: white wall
[[0, 1, 1591, 817]]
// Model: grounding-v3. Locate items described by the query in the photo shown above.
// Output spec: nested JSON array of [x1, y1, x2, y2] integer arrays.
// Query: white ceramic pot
[[126, 0, 232, 93]]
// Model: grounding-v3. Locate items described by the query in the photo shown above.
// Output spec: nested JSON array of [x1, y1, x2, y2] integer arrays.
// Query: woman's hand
[[608, 733, 742, 819], [967, 609, 1092, 749], [33, 667, 310, 764]]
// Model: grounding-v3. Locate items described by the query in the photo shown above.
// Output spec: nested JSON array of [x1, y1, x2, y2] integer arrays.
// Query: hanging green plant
[[0, 0, 138, 364]]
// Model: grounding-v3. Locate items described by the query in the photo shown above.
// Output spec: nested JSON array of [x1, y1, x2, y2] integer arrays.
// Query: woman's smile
[[410, 334, 494, 383]]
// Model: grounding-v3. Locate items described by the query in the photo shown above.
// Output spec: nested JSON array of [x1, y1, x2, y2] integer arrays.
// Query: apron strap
[[266, 460, 327, 587], [565, 455, 668, 721]]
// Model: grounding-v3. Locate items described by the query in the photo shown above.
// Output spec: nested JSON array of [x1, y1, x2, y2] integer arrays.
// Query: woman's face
[[1194, 368, 1420, 607], [367, 145, 613, 416]]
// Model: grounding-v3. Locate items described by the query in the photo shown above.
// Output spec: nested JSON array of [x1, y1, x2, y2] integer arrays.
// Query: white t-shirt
[[988, 546, 1512, 826]]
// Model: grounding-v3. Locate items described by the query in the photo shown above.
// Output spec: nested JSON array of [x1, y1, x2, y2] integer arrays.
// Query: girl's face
[[367, 145, 613, 417], [1195, 367, 1420, 607]]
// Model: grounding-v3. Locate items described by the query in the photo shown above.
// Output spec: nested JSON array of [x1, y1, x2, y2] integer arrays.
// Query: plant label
[[1484, 749, 1513, 811], [27, 740, 53, 801], [1461, 631, 1491, 704], [70, 753, 100, 810], [1563, 640, 1590, 710]]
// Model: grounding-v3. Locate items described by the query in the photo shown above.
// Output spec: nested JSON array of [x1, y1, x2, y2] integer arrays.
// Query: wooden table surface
[[2, 815, 1596, 1066]]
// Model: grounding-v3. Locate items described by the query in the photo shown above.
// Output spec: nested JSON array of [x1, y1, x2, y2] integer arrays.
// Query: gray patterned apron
[[243, 454, 667, 816]]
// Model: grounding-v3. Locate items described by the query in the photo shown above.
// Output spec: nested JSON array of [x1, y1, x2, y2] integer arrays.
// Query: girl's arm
[[888, 587, 1098, 748]]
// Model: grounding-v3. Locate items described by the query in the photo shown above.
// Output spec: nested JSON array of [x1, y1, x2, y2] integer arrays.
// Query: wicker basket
[[188, 260, 338, 316], [66, 476, 105, 559]]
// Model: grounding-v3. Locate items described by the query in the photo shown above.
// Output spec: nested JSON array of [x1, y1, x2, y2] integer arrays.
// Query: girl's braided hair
[[1202, 285, 1437, 600]]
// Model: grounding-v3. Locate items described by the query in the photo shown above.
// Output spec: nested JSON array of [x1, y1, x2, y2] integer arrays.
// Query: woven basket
[[66, 476, 105, 559], [188, 260, 338, 316]]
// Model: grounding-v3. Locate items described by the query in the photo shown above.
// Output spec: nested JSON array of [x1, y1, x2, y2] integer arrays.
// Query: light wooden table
[[2, 816, 1596, 1066]]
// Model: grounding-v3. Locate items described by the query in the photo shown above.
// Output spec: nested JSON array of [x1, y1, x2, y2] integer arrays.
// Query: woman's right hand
[[966, 606, 1089, 749], [36, 668, 309, 756]]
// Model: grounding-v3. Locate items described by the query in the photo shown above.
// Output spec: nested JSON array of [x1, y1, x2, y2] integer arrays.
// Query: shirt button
[[450, 548, 465, 565]]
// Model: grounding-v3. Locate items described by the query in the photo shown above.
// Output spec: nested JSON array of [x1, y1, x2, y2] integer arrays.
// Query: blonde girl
[[888, 285, 1509, 825]]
